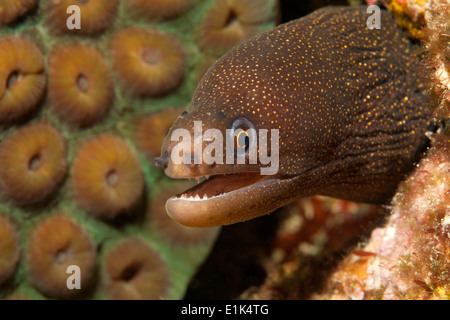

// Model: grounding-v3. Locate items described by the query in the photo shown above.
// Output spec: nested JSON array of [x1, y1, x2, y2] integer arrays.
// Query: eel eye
[[230, 117, 255, 158]]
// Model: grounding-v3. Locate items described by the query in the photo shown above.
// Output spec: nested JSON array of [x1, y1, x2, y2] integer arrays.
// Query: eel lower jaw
[[165, 171, 292, 228]]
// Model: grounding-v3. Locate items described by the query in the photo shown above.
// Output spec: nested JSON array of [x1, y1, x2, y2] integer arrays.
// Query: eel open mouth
[[172, 172, 266, 200], [165, 171, 294, 228]]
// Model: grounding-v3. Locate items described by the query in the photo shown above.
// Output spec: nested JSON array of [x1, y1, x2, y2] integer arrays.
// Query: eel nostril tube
[[154, 157, 168, 169]]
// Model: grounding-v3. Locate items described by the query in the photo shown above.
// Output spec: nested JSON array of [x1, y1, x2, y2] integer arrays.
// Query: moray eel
[[155, 6, 431, 227]]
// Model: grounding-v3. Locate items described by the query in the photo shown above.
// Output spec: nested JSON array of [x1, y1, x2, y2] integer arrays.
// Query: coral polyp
[[0, 215, 20, 286], [0, 123, 67, 205], [103, 238, 170, 300], [127, 0, 194, 20], [111, 27, 186, 97], [45, 0, 119, 35], [388, 0, 427, 39], [134, 107, 185, 160], [25, 215, 97, 298], [199, 0, 278, 55], [0, 0, 37, 25], [48, 43, 113, 127], [0, 36, 45, 123], [72, 134, 144, 220]]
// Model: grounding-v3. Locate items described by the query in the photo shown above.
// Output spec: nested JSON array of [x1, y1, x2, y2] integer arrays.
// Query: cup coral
[[71, 134, 144, 220], [0, 36, 45, 123], [26, 215, 97, 298], [0, 123, 67, 205], [102, 238, 170, 300], [111, 27, 186, 97], [127, 0, 195, 20]]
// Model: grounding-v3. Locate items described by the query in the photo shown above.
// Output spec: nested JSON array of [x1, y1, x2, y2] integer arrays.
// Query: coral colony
[[0, 0, 278, 299]]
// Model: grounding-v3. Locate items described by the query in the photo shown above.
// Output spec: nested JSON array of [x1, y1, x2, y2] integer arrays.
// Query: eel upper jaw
[[165, 171, 297, 228]]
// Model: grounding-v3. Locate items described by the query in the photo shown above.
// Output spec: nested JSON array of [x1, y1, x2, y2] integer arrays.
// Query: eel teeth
[[177, 192, 226, 201]]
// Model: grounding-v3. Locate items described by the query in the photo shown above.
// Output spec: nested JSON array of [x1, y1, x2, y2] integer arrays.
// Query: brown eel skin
[[155, 6, 432, 228]]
